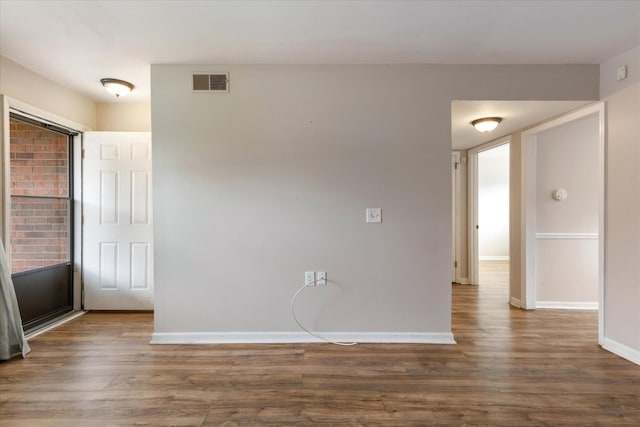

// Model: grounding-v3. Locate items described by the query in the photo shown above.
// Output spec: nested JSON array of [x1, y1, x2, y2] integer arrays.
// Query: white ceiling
[[451, 100, 594, 150], [1, 1, 639, 104], [0, 1, 634, 148]]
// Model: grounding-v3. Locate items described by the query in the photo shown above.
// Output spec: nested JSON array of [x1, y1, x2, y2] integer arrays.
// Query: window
[[9, 116, 72, 273]]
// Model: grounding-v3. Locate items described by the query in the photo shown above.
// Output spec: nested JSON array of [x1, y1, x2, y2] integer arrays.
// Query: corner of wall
[[0, 56, 96, 129], [509, 132, 523, 303], [600, 45, 640, 99], [599, 45, 640, 359]]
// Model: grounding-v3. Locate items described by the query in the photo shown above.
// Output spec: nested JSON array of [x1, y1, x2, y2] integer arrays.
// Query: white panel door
[[83, 132, 153, 310]]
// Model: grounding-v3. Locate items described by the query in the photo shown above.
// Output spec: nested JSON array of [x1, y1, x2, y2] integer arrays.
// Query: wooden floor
[[1, 267, 639, 426], [478, 260, 510, 288]]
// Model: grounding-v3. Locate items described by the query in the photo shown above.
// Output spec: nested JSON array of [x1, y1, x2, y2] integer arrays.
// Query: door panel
[[84, 132, 153, 310], [12, 263, 73, 329]]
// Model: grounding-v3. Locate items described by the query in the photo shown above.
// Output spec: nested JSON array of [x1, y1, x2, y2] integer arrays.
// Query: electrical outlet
[[305, 271, 315, 286], [317, 271, 327, 286]]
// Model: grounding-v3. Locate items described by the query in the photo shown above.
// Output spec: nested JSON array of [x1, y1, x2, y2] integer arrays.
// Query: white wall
[[535, 115, 599, 232], [0, 56, 96, 128], [478, 144, 509, 260], [600, 45, 640, 363], [151, 64, 598, 342], [534, 114, 599, 305], [96, 103, 151, 131]]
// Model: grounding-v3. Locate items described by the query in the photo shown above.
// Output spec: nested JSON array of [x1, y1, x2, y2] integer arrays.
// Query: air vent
[[192, 72, 229, 93]]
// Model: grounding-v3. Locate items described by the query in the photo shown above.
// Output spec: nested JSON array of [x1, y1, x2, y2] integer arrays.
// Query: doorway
[[82, 131, 154, 310], [520, 103, 605, 344], [477, 143, 510, 287], [468, 137, 510, 292], [7, 113, 76, 331]]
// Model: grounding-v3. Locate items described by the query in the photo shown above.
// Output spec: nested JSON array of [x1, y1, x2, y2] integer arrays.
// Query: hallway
[[479, 259, 509, 288]]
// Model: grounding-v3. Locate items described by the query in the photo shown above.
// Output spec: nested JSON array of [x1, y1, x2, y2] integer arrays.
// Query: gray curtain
[[0, 240, 30, 360]]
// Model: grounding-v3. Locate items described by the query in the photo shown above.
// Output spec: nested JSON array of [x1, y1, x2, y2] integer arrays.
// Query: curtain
[[0, 240, 30, 360]]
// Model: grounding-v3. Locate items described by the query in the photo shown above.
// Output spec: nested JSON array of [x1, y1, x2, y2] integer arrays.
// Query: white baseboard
[[536, 232, 598, 240], [602, 337, 640, 366], [458, 277, 469, 284], [151, 331, 457, 345], [536, 301, 598, 310], [479, 256, 509, 261], [509, 297, 522, 308]]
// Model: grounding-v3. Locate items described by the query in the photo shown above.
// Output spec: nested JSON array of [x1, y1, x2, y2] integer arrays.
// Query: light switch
[[366, 208, 382, 223]]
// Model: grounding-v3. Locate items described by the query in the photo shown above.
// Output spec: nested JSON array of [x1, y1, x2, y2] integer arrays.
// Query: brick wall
[[9, 118, 70, 273]]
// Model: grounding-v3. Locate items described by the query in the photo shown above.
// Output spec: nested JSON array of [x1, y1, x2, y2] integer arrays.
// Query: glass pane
[[9, 117, 71, 274], [10, 118, 69, 198], [10, 196, 70, 274]]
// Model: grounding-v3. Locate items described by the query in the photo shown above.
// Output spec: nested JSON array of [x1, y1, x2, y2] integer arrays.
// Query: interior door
[[83, 132, 153, 310]]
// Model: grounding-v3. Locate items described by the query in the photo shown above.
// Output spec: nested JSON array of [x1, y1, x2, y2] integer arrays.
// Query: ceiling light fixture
[[100, 78, 134, 98], [471, 117, 502, 133]]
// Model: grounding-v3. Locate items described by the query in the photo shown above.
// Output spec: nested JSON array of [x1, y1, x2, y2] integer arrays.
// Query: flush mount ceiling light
[[100, 78, 134, 98], [471, 117, 502, 133]]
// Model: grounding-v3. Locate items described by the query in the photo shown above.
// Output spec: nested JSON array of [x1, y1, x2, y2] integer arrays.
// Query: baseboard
[[536, 232, 598, 240], [602, 337, 640, 366], [151, 331, 457, 345], [536, 301, 598, 310], [478, 256, 509, 261], [509, 297, 522, 308], [458, 277, 469, 284]]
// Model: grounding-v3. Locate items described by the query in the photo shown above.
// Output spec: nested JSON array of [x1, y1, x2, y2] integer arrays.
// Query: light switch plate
[[617, 65, 627, 81], [366, 208, 382, 223]]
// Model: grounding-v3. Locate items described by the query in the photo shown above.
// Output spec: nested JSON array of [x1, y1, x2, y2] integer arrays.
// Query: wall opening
[[477, 143, 510, 290]]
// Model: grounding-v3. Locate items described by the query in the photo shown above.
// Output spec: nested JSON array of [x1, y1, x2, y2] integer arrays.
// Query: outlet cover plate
[[366, 208, 382, 223], [317, 271, 327, 286], [305, 271, 315, 286]]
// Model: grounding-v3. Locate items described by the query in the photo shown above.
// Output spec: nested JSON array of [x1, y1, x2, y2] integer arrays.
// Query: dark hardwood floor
[[1, 264, 639, 426]]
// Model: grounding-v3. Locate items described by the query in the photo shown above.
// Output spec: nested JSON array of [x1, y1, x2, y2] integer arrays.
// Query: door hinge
[[454, 162, 458, 170], [82, 148, 86, 159], [454, 261, 458, 268], [81, 214, 84, 225]]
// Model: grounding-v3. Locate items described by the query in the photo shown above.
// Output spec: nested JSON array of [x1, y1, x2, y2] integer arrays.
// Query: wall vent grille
[[192, 73, 229, 93]]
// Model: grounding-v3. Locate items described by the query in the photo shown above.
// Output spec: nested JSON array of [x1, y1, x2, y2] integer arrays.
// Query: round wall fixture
[[552, 189, 568, 201]]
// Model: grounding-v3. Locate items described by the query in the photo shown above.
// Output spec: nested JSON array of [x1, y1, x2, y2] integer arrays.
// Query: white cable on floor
[[290, 282, 357, 346]]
